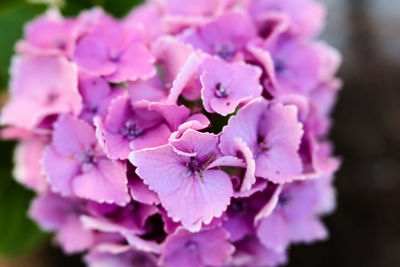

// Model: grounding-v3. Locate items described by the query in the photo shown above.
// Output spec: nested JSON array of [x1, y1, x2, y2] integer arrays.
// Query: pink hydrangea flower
[[130, 129, 242, 231], [74, 9, 155, 83], [256, 181, 329, 253], [0, 55, 82, 130], [29, 193, 95, 254], [247, 0, 326, 38], [200, 56, 263, 115], [16, 8, 79, 57], [78, 73, 125, 124], [179, 12, 257, 60], [220, 98, 304, 184], [160, 227, 234, 267], [13, 137, 49, 193], [2, 1, 341, 265], [43, 115, 130, 206]]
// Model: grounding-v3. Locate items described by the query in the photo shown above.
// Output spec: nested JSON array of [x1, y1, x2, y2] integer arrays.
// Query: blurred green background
[[1, 0, 400, 267]]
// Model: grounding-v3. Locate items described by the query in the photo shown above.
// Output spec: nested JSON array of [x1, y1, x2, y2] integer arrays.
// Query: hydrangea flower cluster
[[1, 0, 341, 266]]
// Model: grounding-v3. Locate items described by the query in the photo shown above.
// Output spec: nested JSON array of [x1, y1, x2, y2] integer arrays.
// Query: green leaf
[[0, 141, 48, 256], [62, 0, 144, 17], [0, 2, 47, 91], [103, 0, 144, 18]]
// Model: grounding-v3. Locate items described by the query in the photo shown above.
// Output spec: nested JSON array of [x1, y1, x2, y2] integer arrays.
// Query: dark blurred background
[[0, 0, 399, 266]]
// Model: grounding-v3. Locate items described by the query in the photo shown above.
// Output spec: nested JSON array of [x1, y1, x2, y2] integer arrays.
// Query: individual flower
[[232, 236, 287, 267], [130, 129, 241, 232], [220, 98, 304, 184], [78, 73, 125, 124], [13, 137, 49, 193], [29, 193, 94, 254], [95, 96, 190, 160], [179, 12, 257, 61], [16, 8, 78, 57], [247, 0, 326, 38], [160, 227, 234, 267], [0, 55, 81, 130], [256, 181, 328, 253], [43, 115, 130, 206], [200, 56, 263, 115], [74, 9, 155, 83]]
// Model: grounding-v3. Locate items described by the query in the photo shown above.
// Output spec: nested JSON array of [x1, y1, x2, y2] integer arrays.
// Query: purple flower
[[16, 8, 79, 57], [220, 98, 304, 184], [130, 129, 241, 232], [29, 193, 94, 254], [200, 56, 263, 115], [74, 9, 155, 83], [160, 227, 234, 267], [232, 236, 287, 267], [44, 115, 130, 206], [256, 182, 328, 252], [247, 0, 326, 38], [78, 72, 125, 124], [2, 1, 342, 265], [0, 55, 82, 130], [13, 137, 49, 193], [180, 12, 257, 60], [95, 96, 190, 160]]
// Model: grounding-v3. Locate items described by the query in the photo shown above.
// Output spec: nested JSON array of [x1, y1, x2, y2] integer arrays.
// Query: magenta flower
[[16, 8, 79, 57], [247, 0, 326, 38], [130, 129, 240, 232], [0, 55, 82, 130], [256, 182, 328, 253], [2, 1, 341, 265], [74, 9, 155, 83], [78, 73, 125, 124], [95, 96, 190, 160], [180, 12, 257, 60], [44, 115, 130, 206], [160, 227, 234, 267], [200, 56, 263, 115], [220, 98, 304, 184], [232, 236, 287, 266], [29, 193, 94, 254], [13, 137, 49, 193]]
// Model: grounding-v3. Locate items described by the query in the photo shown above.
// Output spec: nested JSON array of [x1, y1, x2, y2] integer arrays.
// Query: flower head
[[2, 1, 341, 265]]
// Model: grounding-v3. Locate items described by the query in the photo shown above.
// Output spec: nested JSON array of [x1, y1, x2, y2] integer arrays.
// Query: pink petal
[[74, 35, 116, 76], [52, 115, 97, 156], [160, 169, 232, 232], [255, 103, 304, 183], [72, 159, 130, 206], [43, 146, 79, 197], [107, 43, 156, 83], [129, 145, 187, 196], [56, 216, 94, 254], [257, 211, 290, 253]]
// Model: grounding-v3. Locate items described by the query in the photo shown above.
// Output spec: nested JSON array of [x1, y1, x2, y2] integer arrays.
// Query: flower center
[[231, 199, 246, 214], [185, 153, 216, 183], [215, 83, 229, 98], [278, 193, 291, 206], [185, 241, 198, 251], [274, 59, 286, 73], [258, 136, 270, 152], [120, 120, 144, 139], [109, 51, 120, 63], [78, 148, 97, 172], [84, 105, 98, 114], [214, 43, 235, 60], [186, 157, 202, 174], [45, 92, 58, 105]]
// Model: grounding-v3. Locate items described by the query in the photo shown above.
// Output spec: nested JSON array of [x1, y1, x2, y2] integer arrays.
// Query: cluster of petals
[[1, 0, 341, 266]]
